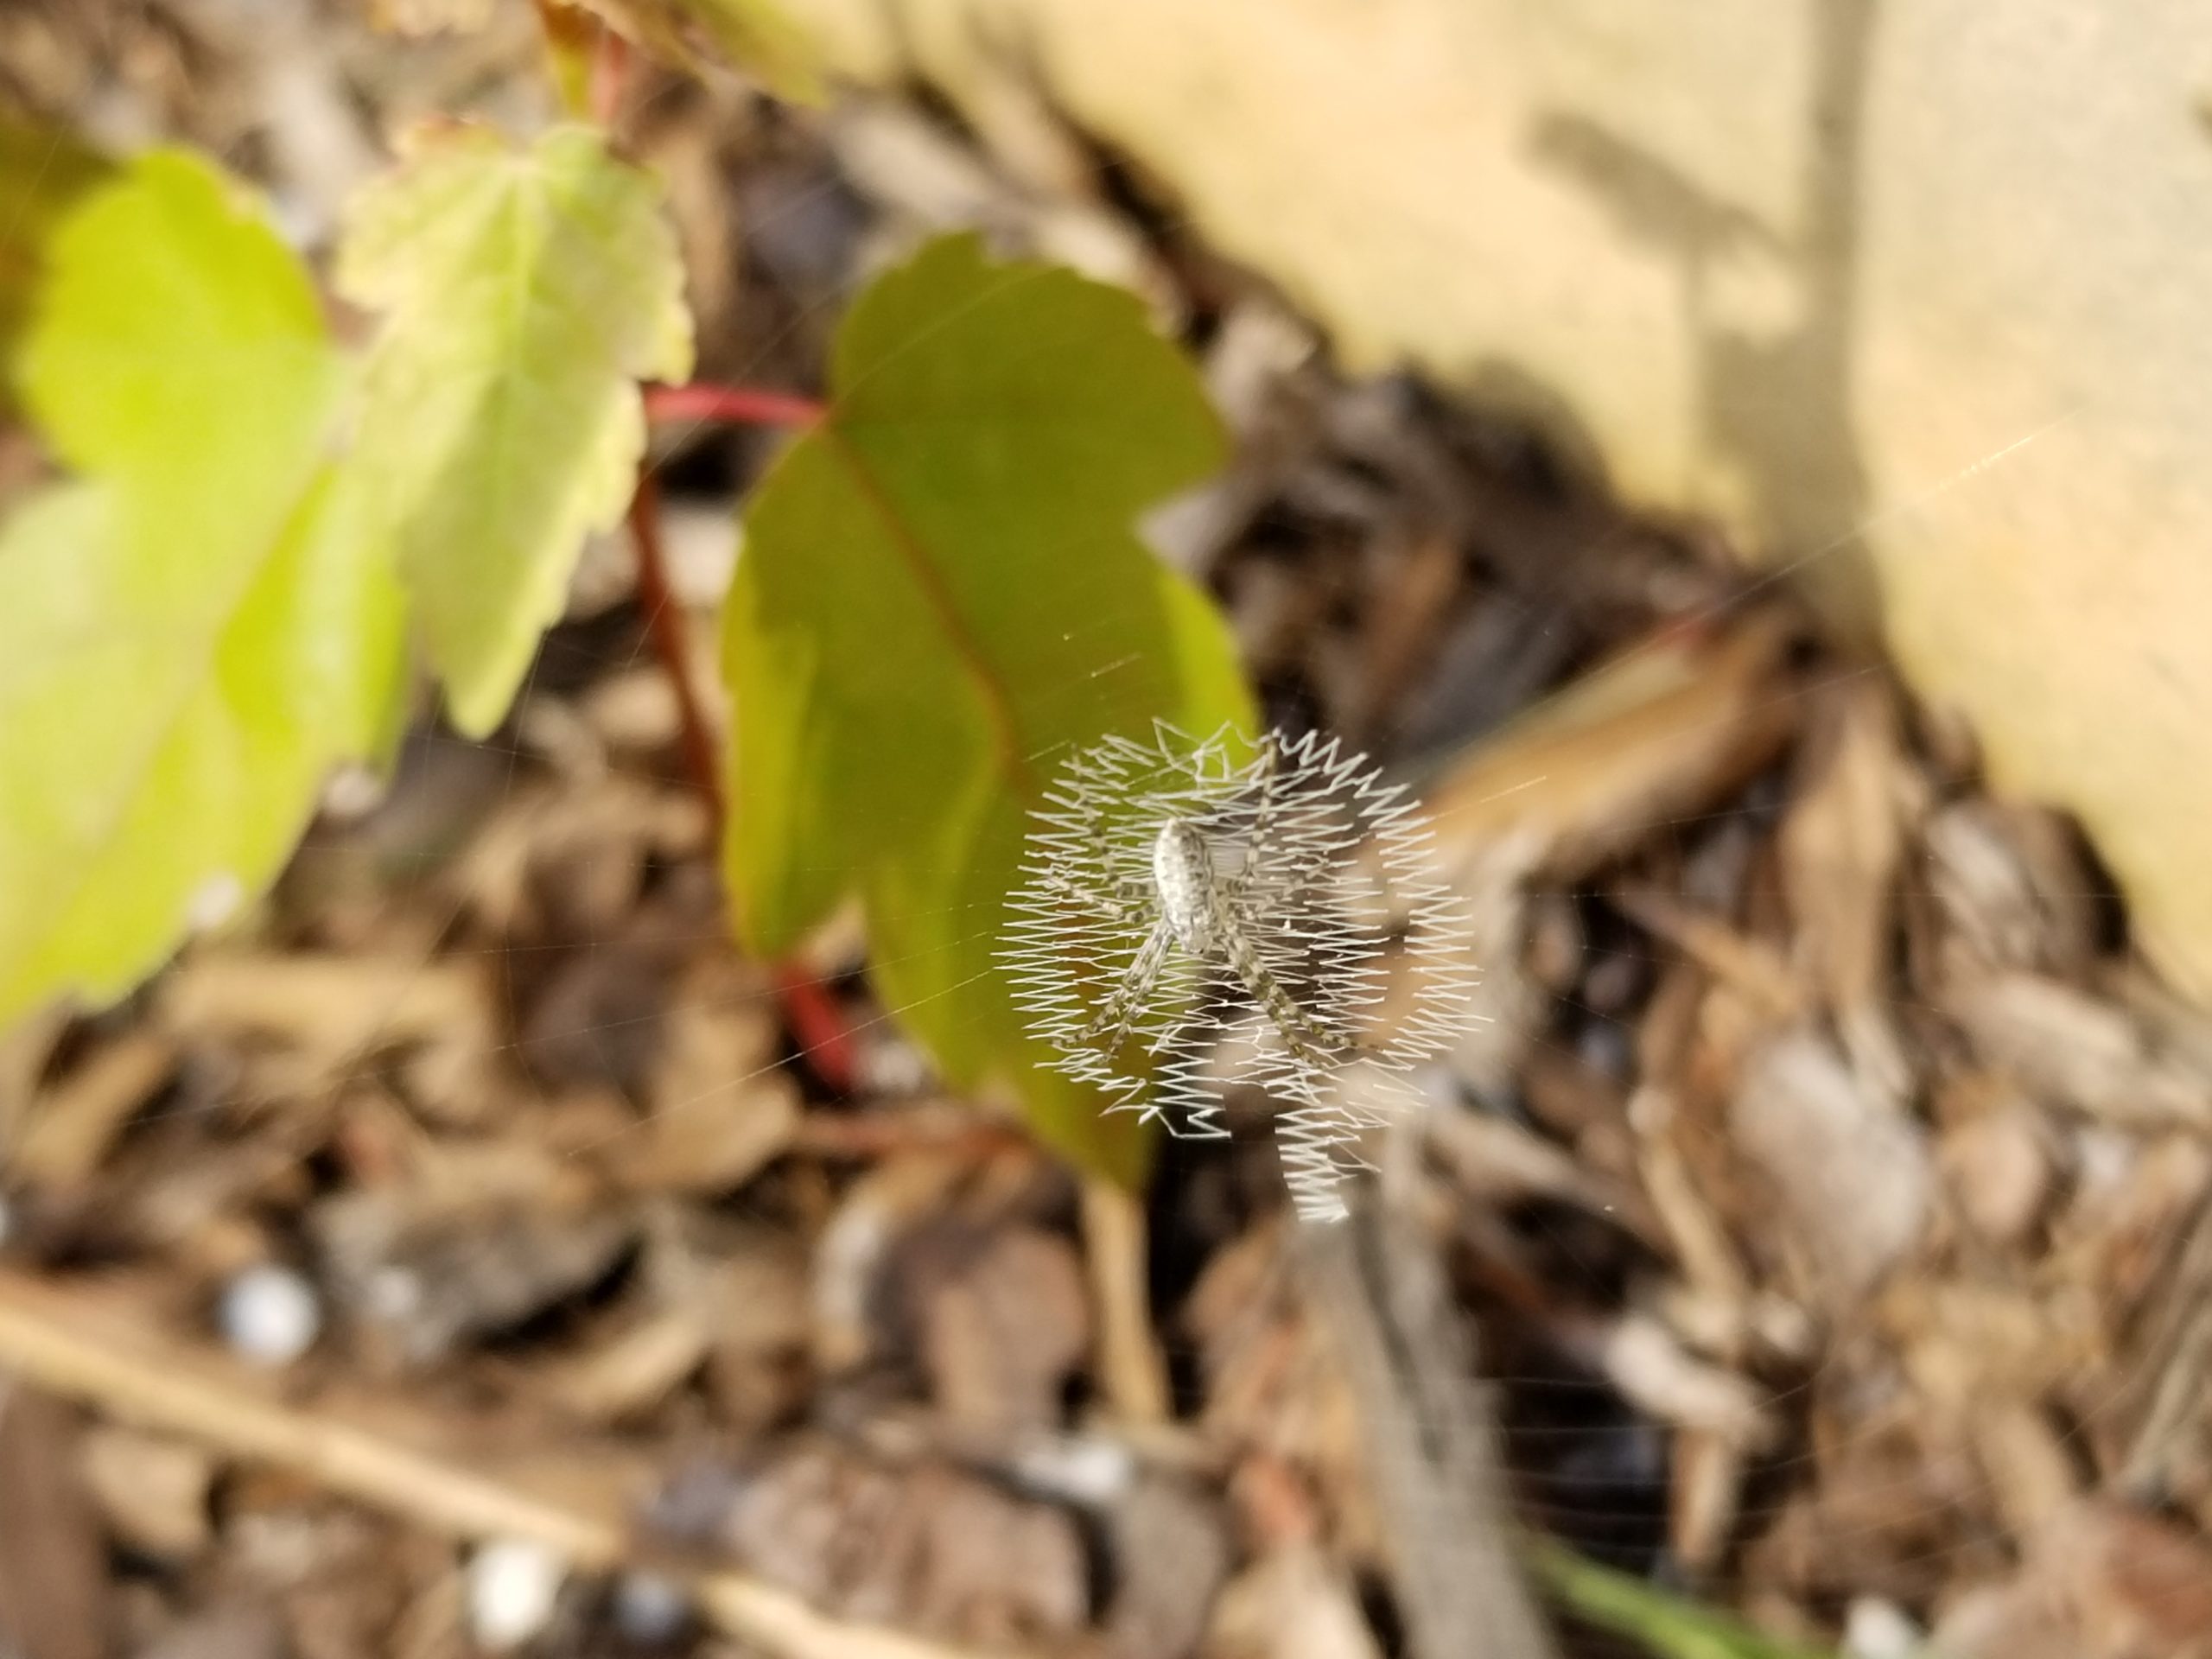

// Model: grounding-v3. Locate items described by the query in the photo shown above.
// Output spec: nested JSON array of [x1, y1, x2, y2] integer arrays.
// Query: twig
[[645, 382, 826, 429], [0, 1269, 995, 1659]]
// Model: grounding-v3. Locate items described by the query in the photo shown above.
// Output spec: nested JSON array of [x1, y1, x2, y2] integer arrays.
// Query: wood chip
[[10, 1032, 174, 1191], [1778, 682, 1911, 1094], [315, 1166, 636, 1366], [918, 1225, 1090, 1433], [1422, 611, 1799, 886], [719, 1438, 1090, 1644], [1938, 1082, 2056, 1248], [543, 1309, 710, 1424], [1097, 1474, 1231, 1659], [1206, 1546, 1382, 1659], [1948, 971, 2212, 1128], [80, 1424, 216, 1560], [1731, 1033, 1933, 1306]]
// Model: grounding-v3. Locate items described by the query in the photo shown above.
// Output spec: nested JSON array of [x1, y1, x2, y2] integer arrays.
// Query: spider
[[1005, 723, 1475, 1171], [1075, 736, 1340, 1067]]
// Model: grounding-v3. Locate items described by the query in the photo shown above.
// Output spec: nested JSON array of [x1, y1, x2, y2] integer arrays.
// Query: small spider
[[1076, 737, 1338, 1067], [1005, 726, 1474, 1164]]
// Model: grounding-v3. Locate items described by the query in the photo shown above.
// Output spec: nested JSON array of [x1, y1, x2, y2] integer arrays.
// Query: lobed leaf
[[0, 152, 406, 1023], [720, 234, 1255, 1182], [336, 123, 692, 736]]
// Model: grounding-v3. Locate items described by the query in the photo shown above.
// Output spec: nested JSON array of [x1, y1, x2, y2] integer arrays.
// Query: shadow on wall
[[1526, 0, 1884, 643]]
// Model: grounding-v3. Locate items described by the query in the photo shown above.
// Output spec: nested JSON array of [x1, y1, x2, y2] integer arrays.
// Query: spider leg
[[1080, 917, 1175, 1049], [1223, 732, 1283, 902], [1113, 873, 1156, 906], [1227, 923, 1338, 1066]]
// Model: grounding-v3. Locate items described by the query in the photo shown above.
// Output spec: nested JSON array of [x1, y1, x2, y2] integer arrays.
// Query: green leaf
[[720, 233, 1255, 1182], [0, 151, 406, 1023], [336, 123, 693, 736], [0, 112, 111, 397]]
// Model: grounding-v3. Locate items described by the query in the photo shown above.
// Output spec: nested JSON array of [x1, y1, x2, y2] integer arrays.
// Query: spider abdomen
[[1152, 820, 1226, 956], [1153, 817, 1336, 1065]]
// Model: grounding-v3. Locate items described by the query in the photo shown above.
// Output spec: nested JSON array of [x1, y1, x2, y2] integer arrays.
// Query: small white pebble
[[219, 1265, 321, 1367], [610, 1573, 691, 1645], [1843, 1595, 1923, 1659], [468, 1538, 567, 1651]]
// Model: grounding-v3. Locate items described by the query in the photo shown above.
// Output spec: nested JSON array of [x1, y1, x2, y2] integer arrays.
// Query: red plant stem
[[772, 963, 860, 1095], [626, 467, 861, 1096], [644, 382, 826, 429], [626, 472, 725, 823]]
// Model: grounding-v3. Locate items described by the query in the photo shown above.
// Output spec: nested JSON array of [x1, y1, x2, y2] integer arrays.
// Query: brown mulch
[[7, 6, 2212, 1659]]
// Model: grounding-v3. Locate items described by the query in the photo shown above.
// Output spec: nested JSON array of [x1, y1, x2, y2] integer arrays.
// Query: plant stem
[[626, 471, 725, 823], [772, 964, 859, 1093], [626, 468, 861, 1094], [645, 382, 826, 429]]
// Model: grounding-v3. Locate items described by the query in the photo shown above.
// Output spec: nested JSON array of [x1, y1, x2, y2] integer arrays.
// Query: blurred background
[[3, 3, 2212, 1657]]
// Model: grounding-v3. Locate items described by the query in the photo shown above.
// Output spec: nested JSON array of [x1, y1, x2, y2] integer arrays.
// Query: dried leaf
[[10, 1033, 173, 1191], [1777, 682, 1910, 1091]]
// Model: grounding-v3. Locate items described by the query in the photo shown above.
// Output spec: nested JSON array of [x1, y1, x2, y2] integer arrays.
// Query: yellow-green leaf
[[720, 234, 1255, 1183], [337, 123, 693, 736], [0, 152, 406, 1022]]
